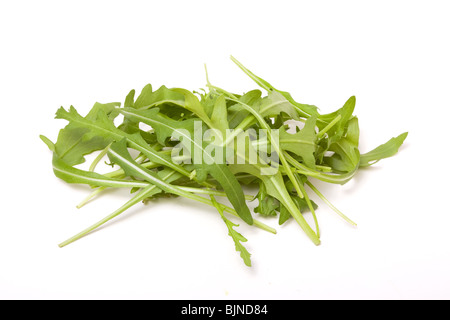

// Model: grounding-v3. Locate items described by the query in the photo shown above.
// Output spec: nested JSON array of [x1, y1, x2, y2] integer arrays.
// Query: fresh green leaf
[[42, 56, 408, 266], [359, 132, 408, 167], [279, 114, 317, 169], [210, 195, 252, 267], [119, 107, 254, 225], [39, 135, 55, 152]]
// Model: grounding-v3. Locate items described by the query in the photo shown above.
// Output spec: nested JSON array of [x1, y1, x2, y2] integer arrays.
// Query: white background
[[1, 0, 449, 300]]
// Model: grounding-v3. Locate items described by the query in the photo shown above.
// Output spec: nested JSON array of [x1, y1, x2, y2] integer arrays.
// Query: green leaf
[[210, 195, 252, 267], [227, 90, 262, 129], [58, 168, 181, 248], [210, 94, 229, 136], [124, 89, 135, 109], [230, 55, 359, 135], [39, 135, 55, 152], [54, 105, 194, 180], [51, 152, 183, 196], [54, 106, 113, 166], [224, 96, 307, 201], [107, 139, 195, 197], [258, 91, 300, 120], [279, 114, 317, 169], [318, 96, 356, 141], [171, 88, 214, 128], [323, 117, 360, 173], [230, 162, 320, 245], [119, 107, 254, 225], [359, 132, 408, 167], [53, 102, 121, 166], [279, 195, 318, 225], [230, 55, 319, 119], [134, 84, 186, 110], [44, 56, 409, 263], [52, 153, 147, 189], [254, 182, 280, 217]]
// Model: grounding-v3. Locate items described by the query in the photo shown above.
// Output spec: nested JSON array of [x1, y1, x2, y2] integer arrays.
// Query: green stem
[[315, 165, 332, 172], [179, 186, 254, 201], [219, 203, 276, 234], [296, 174, 320, 238], [89, 144, 111, 172], [277, 185, 320, 245], [306, 180, 357, 226], [230, 55, 271, 92], [222, 115, 255, 147], [59, 184, 158, 247], [76, 186, 107, 208], [284, 151, 358, 185], [207, 84, 239, 100], [224, 97, 304, 198], [317, 114, 341, 138], [76, 161, 163, 208], [104, 161, 161, 178], [60, 183, 276, 247]]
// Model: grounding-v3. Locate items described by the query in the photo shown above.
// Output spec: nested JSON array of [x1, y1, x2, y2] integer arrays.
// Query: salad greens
[[41, 56, 407, 267]]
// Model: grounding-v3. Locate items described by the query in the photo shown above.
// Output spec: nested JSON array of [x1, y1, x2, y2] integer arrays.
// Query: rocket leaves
[[279, 114, 318, 169], [118, 107, 252, 225], [359, 132, 409, 167], [41, 56, 407, 267]]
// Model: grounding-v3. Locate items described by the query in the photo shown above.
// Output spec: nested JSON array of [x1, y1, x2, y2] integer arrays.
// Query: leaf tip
[[39, 134, 55, 152]]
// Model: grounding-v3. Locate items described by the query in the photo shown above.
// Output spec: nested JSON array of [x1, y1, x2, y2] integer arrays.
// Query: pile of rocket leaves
[[41, 56, 407, 266]]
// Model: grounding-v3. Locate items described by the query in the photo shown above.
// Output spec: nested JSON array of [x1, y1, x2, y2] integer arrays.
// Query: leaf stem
[[210, 194, 252, 267], [224, 97, 305, 198], [59, 184, 158, 247], [317, 114, 341, 138], [284, 151, 358, 184], [305, 180, 357, 226], [89, 144, 111, 172], [60, 182, 276, 248], [296, 175, 320, 238], [76, 186, 107, 208], [230, 55, 271, 92]]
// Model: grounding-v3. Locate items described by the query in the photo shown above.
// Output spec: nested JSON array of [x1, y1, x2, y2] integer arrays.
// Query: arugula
[[118, 107, 253, 225], [210, 195, 252, 267], [359, 132, 408, 167], [41, 56, 407, 266]]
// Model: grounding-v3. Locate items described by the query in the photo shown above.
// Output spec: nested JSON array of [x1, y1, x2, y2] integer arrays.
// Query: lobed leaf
[[359, 132, 408, 167]]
